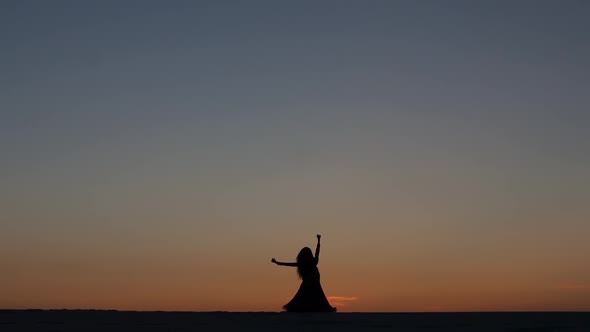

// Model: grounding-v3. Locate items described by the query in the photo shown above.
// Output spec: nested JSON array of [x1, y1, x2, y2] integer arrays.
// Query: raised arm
[[271, 258, 297, 267], [315, 234, 321, 264]]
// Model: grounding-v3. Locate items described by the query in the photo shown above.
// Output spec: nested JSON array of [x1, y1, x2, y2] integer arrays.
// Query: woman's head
[[296, 247, 315, 279]]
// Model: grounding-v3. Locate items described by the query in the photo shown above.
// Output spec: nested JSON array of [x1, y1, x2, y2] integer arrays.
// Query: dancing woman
[[271, 234, 336, 312]]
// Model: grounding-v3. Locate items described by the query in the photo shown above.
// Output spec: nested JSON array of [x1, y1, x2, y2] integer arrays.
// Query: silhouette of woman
[[271, 234, 336, 312]]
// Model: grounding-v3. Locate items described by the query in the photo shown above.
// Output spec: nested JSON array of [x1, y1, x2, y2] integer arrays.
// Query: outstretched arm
[[315, 234, 321, 264], [271, 258, 297, 267]]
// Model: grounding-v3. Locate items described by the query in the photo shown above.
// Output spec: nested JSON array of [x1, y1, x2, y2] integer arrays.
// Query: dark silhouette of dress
[[283, 264, 336, 312], [272, 235, 336, 312]]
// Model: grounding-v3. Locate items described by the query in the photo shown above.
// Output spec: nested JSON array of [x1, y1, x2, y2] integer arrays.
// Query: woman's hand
[[317, 234, 321, 241], [271, 258, 277, 264]]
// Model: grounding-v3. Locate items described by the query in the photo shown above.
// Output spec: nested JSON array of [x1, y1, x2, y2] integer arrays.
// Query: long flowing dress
[[283, 265, 336, 312]]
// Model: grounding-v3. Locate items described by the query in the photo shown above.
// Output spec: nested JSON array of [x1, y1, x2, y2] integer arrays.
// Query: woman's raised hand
[[271, 258, 277, 264], [317, 234, 321, 241]]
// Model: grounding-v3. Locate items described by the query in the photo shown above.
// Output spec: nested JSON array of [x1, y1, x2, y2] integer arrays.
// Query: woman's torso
[[301, 265, 320, 282]]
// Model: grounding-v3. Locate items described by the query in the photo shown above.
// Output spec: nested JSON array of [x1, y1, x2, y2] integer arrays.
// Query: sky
[[1, 0, 589, 312]]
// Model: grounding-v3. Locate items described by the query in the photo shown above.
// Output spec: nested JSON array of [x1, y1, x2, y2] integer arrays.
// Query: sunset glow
[[1, 1, 589, 312]]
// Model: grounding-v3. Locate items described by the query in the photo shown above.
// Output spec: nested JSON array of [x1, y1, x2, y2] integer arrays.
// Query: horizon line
[[2, 309, 589, 314]]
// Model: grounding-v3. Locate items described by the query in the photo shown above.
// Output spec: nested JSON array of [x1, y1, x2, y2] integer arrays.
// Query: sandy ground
[[1, 310, 589, 331]]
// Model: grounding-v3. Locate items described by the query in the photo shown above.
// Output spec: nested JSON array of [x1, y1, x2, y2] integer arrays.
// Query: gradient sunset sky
[[1, 1, 589, 312]]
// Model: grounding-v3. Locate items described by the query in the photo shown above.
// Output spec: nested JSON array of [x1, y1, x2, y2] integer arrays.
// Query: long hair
[[296, 247, 315, 279]]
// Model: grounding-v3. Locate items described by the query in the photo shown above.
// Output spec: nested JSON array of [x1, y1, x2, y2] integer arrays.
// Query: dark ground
[[1, 310, 589, 331]]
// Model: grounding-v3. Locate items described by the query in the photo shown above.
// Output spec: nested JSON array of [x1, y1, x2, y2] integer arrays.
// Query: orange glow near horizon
[[2, 228, 590, 312]]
